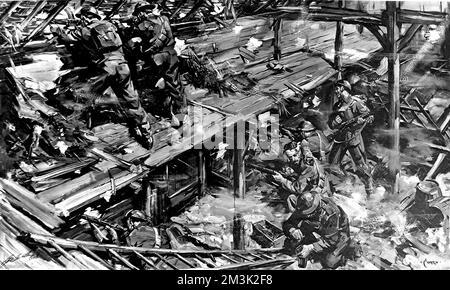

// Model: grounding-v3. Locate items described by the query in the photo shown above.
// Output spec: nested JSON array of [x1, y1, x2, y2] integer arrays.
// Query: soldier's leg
[[111, 61, 149, 126], [328, 142, 348, 177], [348, 144, 373, 197]]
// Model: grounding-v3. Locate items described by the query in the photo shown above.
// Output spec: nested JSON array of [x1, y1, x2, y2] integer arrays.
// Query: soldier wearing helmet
[[282, 190, 351, 269], [50, 6, 154, 149], [130, 2, 180, 111], [328, 79, 374, 197], [125, 210, 161, 249], [298, 120, 329, 162], [273, 140, 330, 212]]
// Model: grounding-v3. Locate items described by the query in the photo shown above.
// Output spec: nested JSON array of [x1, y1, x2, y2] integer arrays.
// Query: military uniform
[[53, 20, 149, 127], [282, 195, 350, 269], [279, 158, 331, 212], [299, 124, 329, 162], [134, 13, 179, 85], [328, 95, 373, 196]]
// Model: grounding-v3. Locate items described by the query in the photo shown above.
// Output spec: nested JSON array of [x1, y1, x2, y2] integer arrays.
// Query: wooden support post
[[233, 213, 245, 250], [198, 149, 206, 195], [233, 120, 245, 250], [273, 17, 283, 61], [334, 0, 344, 80], [233, 121, 245, 198], [386, 1, 400, 194]]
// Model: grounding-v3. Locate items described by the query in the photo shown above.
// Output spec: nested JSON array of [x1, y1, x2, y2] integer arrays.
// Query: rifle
[[328, 112, 372, 141], [246, 162, 291, 179], [52, 19, 82, 26], [82, 214, 128, 233]]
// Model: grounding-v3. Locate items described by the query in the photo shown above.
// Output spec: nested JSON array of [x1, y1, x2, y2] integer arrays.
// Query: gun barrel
[[82, 215, 127, 232], [247, 163, 289, 178]]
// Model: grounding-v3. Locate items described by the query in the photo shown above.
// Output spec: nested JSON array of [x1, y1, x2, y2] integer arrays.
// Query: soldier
[[50, 7, 154, 149], [272, 140, 330, 213], [328, 79, 374, 197], [132, 2, 180, 95], [298, 120, 329, 162], [125, 210, 161, 248], [282, 190, 351, 269]]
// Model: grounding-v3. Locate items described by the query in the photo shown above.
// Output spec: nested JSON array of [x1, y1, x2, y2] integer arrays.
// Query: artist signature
[[0, 251, 38, 268]]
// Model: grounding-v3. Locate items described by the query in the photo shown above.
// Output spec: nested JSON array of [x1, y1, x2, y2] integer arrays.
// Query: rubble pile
[[171, 186, 285, 250]]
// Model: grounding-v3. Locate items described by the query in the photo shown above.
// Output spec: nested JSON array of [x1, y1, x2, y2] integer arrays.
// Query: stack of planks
[[0, 190, 106, 269]]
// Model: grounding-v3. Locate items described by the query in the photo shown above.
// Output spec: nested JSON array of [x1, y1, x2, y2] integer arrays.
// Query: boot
[[130, 123, 154, 150]]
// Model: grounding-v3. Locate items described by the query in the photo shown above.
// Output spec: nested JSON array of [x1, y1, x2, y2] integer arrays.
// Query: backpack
[[89, 21, 122, 51]]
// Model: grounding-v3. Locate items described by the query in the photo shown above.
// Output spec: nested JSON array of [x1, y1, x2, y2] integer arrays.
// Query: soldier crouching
[[282, 190, 351, 269]]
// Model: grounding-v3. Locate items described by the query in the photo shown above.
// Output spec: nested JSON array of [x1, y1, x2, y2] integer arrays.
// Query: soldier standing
[[50, 7, 154, 149], [282, 191, 351, 269], [327, 80, 374, 197]]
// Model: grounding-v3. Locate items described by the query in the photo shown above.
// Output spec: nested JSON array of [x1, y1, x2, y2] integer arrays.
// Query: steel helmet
[[76, 6, 102, 20], [133, 1, 157, 15], [296, 190, 321, 215], [126, 209, 146, 221], [300, 120, 316, 132], [335, 79, 352, 92]]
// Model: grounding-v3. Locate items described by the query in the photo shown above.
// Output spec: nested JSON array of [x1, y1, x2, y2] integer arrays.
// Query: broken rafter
[[0, 1, 21, 23], [20, 0, 70, 46], [213, 257, 296, 270], [0, 178, 64, 230], [19, 0, 48, 30], [25, 232, 283, 256]]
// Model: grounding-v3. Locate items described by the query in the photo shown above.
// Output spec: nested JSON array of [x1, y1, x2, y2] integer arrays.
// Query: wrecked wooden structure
[[1, 0, 450, 270]]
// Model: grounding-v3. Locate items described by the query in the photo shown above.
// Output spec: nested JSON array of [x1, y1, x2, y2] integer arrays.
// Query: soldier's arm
[[51, 25, 83, 43], [355, 99, 370, 115], [278, 175, 304, 195], [148, 17, 171, 52], [282, 211, 303, 236]]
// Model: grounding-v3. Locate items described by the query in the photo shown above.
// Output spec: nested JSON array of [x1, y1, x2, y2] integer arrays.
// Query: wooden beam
[[364, 24, 388, 51], [273, 17, 283, 61], [397, 9, 447, 25], [19, 1, 48, 30], [233, 213, 245, 250], [398, 24, 423, 52], [386, 1, 401, 194], [334, 0, 344, 79], [233, 121, 245, 198], [275, 5, 446, 25], [198, 150, 206, 195], [277, 6, 383, 25]]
